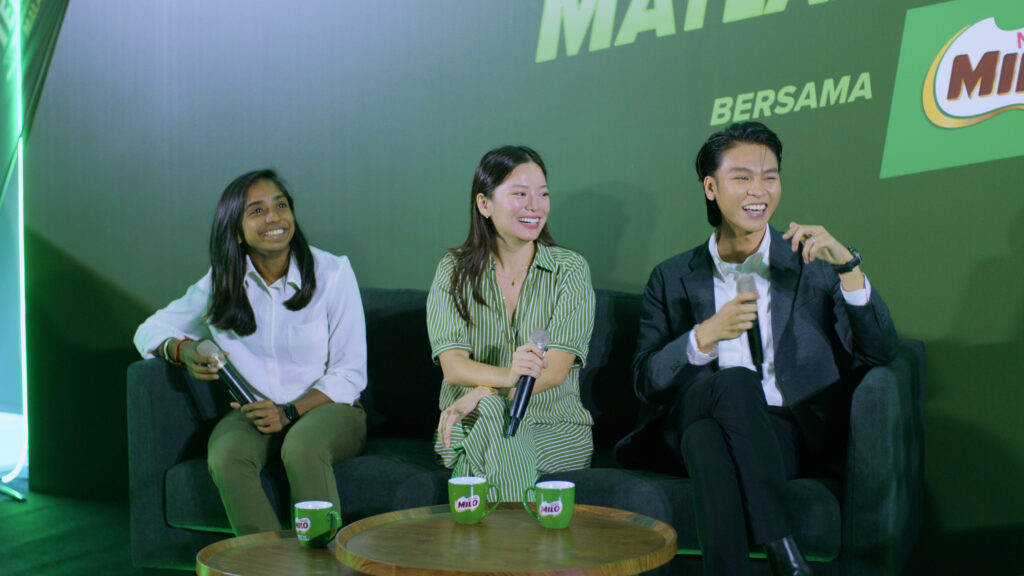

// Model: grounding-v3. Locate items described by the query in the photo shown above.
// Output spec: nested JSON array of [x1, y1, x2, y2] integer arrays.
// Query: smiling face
[[704, 142, 781, 240], [476, 162, 549, 250], [239, 178, 295, 260]]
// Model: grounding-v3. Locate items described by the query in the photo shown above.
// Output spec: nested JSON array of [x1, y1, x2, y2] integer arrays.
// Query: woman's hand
[[438, 387, 491, 449], [179, 339, 221, 381], [234, 399, 289, 434], [506, 342, 547, 388]]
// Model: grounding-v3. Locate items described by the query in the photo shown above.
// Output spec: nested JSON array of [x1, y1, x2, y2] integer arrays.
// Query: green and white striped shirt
[[427, 243, 596, 427]]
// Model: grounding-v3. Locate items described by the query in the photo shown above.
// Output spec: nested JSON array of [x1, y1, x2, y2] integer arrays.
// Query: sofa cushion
[[165, 437, 450, 532]]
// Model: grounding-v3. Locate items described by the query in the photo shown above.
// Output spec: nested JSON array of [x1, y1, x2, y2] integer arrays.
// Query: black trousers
[[662, 366, 805, 576]]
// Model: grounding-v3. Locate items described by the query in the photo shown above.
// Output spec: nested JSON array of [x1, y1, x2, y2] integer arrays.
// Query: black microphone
[[506, 329, 551, 437], [197, 340, 259, 405], [736, 275, 764, 376]]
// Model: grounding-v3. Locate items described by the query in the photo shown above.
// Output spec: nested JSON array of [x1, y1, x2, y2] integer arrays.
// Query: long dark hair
[[448, 145, 555, 325], [206, 169, 316, 336], [695, 121, 783, 227]]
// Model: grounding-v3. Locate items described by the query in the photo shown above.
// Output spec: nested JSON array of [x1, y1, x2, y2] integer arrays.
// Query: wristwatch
[[283, 403, 300, 424], [832, 247, 861, 274]]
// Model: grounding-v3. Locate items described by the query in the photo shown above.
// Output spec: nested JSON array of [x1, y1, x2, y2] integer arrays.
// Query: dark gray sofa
[[127, 287, 925, 574]]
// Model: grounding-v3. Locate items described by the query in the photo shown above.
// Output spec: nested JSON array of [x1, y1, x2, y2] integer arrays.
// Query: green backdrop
[[20, 0, 1024, 572]]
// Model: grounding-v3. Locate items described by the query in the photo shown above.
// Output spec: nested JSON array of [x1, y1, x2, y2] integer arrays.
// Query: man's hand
[[696, 291, 758, 353], [782, 222, 855, 266], [783, 221, 864, 290]]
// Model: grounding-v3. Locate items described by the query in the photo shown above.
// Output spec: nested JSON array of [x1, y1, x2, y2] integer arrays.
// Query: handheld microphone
[[197, 340, 259, 405], [736, 275, 764, 376], [506, 329, 551, 437]]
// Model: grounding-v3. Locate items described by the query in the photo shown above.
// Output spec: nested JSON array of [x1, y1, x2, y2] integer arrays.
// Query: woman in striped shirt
[[426, 145, 596, 500]]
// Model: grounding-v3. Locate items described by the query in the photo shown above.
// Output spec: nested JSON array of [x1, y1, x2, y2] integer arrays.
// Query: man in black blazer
[[615, 122, 898, 576]]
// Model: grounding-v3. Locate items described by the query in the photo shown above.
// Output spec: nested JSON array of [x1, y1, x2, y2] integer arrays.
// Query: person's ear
[[476, 193, 491, 218], [703, 176, 717, 202]]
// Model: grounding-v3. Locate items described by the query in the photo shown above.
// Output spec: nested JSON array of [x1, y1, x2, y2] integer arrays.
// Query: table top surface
[[196, 503, 676, 576], [197, 531, 357, 576], [334, 503, 676, 576]]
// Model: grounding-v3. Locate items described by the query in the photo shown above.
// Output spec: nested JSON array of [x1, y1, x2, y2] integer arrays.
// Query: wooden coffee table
[[335, 503, 676, 575], [196, 503, 676, 576]]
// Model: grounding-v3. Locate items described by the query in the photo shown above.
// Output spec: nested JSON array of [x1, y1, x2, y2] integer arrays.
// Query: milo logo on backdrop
[[881, 0, 1024, 178], [456, 495, 481, 512], [539, 499, 563, 517], [923, 17, 1024, 128]]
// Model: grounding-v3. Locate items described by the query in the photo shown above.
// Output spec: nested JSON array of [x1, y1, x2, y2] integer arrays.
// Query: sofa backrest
[[359, 287, 643, 451]]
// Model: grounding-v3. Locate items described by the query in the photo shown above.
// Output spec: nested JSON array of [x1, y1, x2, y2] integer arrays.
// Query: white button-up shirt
[[686, 232, 869, 406], [134, 247, 367, 405]]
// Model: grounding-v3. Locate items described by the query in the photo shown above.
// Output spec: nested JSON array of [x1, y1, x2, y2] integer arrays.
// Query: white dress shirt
[[685, 231, 870, 406], [134, 247, 367, 405]]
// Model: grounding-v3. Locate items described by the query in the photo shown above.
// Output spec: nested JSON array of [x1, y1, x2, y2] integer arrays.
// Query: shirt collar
[[486, 242, 556, 273], [244, 253, 302, 290], [707, 229, 770, 280]]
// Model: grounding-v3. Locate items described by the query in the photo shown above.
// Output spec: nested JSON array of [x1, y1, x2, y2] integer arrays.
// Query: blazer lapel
[[769, 226, 801, 346], [681, 242, 716, 324]]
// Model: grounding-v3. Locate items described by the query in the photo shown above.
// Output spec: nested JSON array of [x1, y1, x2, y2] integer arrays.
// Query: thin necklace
[[498, 263, 529, 287]]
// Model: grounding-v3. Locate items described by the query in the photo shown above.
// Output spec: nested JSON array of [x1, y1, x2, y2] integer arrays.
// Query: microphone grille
[[736, 274, 757, 294], [529, 329, 551, 349], [196, 340, 221, 358]]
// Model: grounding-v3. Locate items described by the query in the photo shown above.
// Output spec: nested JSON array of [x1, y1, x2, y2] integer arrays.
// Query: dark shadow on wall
[[904, 205, 1024, 574], [27, 230, 151, 502], [551, 182, 658, 293]]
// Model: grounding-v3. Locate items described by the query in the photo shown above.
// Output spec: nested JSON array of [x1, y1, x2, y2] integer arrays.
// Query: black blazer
[[615, 227, 899, 472]]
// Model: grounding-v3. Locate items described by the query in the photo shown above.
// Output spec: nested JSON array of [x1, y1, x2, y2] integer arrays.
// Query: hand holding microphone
[[736, 275, 764, 375], [507, 329, 550, 437], [196, 340, 259, 405]]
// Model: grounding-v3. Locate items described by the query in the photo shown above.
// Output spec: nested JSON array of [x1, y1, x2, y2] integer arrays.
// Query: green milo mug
[[448, 476, 502, 524], [294, 500, 341, 547], [523, 480, 575, 529]]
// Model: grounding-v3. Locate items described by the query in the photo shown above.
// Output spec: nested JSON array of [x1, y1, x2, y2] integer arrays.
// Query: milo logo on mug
[[455, 494, 481, 512], [295, 517, 311, 533], [539, 499, 563, 517], [523, 480, 575, 529], [448, 476, 501, 525]]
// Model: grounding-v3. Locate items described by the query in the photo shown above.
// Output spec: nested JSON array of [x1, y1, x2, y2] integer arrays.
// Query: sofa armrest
[[842, 339, 926, 576], [127, 358, 226, 567]]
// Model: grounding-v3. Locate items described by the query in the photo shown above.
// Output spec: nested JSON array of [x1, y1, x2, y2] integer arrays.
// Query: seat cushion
[[165, 437, 450, 532]]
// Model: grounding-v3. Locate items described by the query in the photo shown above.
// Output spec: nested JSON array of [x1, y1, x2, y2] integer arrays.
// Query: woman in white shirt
[[134, 169, 367, 536]]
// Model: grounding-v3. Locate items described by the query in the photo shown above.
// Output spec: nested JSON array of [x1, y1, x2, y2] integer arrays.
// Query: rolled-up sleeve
[[133, 271, 213, 358], [426, 255, 472, 363], [311, 257, 368, 404], [546, 256, 595, 366]]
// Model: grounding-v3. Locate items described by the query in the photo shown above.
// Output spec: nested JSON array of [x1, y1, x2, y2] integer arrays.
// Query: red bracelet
[[173, 337, 191, 365]]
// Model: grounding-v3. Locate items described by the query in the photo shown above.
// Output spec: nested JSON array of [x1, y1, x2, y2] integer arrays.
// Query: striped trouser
[[433, 394, 593, 502]]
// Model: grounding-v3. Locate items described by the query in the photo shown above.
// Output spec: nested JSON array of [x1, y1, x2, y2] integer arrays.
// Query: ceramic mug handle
[[327, 510, 342, 541], [522, 485, 541, 521], [480, 483, 502, 519]]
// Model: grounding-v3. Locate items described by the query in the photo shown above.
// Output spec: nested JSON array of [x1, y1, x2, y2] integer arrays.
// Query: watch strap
[[832, 247, 861, 274], [284, 403, 300, 424]]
